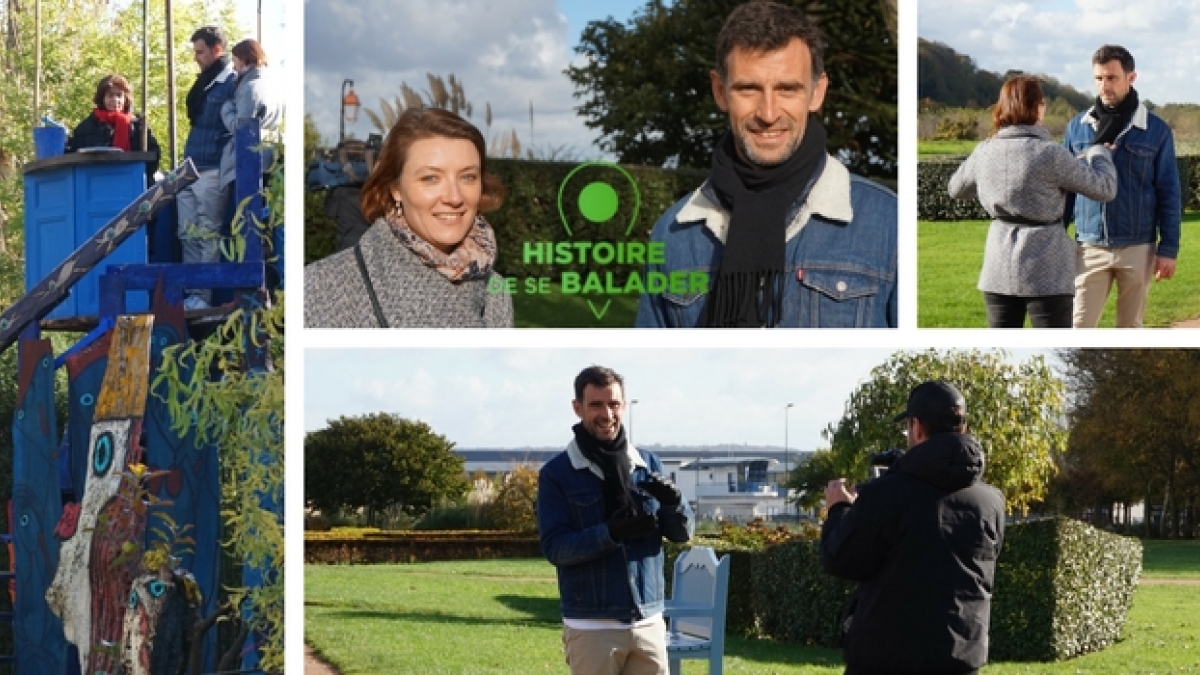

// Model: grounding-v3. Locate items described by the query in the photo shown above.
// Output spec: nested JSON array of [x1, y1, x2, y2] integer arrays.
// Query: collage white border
[[281, 2, 1200, 670]]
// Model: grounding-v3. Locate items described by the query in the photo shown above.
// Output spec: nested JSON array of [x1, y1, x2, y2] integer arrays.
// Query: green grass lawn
[[919, 213, 1200, 327], [306, 541, 1200, 674], [919, 139, 979, 157]]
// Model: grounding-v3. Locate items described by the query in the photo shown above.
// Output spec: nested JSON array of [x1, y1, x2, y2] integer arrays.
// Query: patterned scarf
[[386, 211, 497, 282], [93, 108, 133, 151]]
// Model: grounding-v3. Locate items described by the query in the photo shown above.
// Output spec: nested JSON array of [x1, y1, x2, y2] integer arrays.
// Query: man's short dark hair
[[191, 25, 227, 50], [715, 1, 825, 81], [1092, 45, 1135, 73], [574, 366, 625, 402]]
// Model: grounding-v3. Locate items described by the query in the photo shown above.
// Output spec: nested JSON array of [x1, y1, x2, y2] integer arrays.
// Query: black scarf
[[1092, 87, 1139, 146], [703, 120, 827, 327], [573, 423, 635, 517], [186, 55, 231, 123]]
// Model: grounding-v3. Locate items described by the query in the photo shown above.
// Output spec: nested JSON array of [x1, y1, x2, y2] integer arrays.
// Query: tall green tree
[[566, 0, 896, 178], [305, 413, 469, 524], [806, 349, 1066, 515], [1057, 349, 1200, 538]]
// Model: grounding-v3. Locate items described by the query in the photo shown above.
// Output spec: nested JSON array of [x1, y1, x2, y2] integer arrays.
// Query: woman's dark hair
[[359, 107, 504, 223], [93, 74, 133, 113], [232, 39, 268, 68], [992, 75, 1044, 131]]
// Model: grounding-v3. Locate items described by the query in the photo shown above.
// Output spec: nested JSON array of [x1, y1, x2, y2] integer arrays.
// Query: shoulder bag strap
[[354, 244, 388, 328]]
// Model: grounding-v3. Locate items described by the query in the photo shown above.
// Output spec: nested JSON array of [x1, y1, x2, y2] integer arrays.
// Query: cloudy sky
[[304, 348, 1056, 451], [304, 0, 662, 156], [919, 0, 1200, 105]]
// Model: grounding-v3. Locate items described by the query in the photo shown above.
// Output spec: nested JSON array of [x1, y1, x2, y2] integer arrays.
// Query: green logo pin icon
[[556, 162, 641, 237]]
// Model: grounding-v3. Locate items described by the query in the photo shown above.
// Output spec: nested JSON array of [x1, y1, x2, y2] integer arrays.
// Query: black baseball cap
[[892, 381, 966, 424]]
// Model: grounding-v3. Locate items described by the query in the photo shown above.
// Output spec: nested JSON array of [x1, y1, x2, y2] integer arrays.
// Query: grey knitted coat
[[948, 125, 1117, 296], [304, 220, 514, 328]]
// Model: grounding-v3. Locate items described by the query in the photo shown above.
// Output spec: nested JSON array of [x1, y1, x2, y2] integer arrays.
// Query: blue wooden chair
[[664, 546, 730, 675]]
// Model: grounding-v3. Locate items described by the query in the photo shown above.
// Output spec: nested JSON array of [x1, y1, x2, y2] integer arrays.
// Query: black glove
[[606, 504, 658, 542], [638, 472, 682, 507]]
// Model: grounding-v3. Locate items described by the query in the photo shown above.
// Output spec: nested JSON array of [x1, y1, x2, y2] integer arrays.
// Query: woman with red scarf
[[67, 74, 161, 183]]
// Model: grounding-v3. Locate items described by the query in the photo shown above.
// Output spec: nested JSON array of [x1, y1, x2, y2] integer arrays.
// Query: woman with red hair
[[67, 74, 161, 181], [948, 75, 1116, 328]]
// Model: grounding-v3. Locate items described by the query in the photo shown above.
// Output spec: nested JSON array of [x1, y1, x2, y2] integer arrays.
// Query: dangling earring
[[390, 200, 404, 220]]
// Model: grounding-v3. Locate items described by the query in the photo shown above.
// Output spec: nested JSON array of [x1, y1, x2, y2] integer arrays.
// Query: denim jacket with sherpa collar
[[635, 154, 897, 328], [1063, 103, 1181, 259], [537, 440, 693, 622]]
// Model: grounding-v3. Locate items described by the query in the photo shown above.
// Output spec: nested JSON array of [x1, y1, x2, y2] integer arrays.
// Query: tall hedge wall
[[990, 517, 1142, 662], [670, 517, 1140, 662], [486, 159, 708, 280], [919, 155, 1200, 221]]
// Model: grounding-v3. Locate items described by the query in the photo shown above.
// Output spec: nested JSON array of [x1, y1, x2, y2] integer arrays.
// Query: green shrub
[[919, 155, 1200, 221], [933, 111, 979, 141], [990, 517, 1142, 662], [415, 503, 498, 531]]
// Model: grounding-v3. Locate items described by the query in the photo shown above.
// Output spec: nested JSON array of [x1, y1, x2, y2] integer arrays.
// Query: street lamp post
[[629, 399, 639, 445], [785, 402, 794, 519], [340, 79, 361, 143]]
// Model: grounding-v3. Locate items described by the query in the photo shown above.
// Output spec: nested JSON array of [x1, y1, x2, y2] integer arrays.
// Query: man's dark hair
[[715, 1, 825, 81], [1092, 45, 1135, 73], [190, 25, 227, 50], [573, 365, 625, 402]]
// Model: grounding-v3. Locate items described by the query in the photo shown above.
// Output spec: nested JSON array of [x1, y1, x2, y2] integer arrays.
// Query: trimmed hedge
[[302, 159, 708, 278], [486, 159, 708, 281], [990, 517, 1142, 662], [919, 155, 1200, 221], [752, 539, 854, 646], [304, 532, 540, 563]]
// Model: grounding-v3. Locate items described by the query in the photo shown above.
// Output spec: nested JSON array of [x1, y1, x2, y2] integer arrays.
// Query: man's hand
[[824, 479, 857, 508], [637, 472, 683, 507], [1155, 256, 1177, 281], [606, 504, 658, 542]]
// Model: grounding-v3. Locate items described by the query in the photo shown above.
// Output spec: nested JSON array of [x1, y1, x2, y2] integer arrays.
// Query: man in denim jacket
[[177, 25, 237, 310], [1063, 45, 1181, 328], [635, 1, 896, 328], [538, 366, 693, 675]]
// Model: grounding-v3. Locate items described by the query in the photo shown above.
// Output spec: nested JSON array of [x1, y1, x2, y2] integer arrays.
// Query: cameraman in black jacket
[[820, 381, 1006, 675]]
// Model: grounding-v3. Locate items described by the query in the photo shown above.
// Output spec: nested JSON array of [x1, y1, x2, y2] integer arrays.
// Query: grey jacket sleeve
[[947, 146, 981, 201], [1054, 144, 1118, 203]]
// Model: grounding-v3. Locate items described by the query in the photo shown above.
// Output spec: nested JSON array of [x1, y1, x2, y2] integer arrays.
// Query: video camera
[[867, 447, 904, 480]]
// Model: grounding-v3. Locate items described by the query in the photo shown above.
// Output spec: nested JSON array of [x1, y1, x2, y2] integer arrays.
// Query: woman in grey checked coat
[[305, 108, 513, 328], [949, 75, 1117, 328]]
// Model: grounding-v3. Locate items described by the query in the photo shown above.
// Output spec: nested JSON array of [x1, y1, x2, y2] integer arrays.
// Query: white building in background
[[459, 444, 814, 523]]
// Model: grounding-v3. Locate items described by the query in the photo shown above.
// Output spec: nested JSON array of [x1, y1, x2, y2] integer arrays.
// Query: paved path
[[305, 645, 341, 675]]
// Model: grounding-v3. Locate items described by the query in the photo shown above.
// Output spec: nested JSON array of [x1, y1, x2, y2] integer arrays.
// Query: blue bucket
[[33, 126, 67, 159]]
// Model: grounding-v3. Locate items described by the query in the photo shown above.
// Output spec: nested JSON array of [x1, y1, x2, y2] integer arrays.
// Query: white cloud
[[304, 0, 601, 155], [920, 0, 1200, 104]]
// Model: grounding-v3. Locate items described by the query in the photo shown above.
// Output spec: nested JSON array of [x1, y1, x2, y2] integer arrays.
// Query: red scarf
[[93, 108, 134, 151]]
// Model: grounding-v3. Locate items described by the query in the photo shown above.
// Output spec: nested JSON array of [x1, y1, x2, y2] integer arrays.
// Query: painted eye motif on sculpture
[[93, 432, 115, 477]]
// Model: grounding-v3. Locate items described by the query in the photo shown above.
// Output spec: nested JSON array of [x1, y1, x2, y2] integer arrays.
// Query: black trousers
[[983, 292, 1073, 328]]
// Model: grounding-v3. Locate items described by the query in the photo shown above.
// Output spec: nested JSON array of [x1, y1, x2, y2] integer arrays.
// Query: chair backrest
[[669, 546, 730, 641]]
